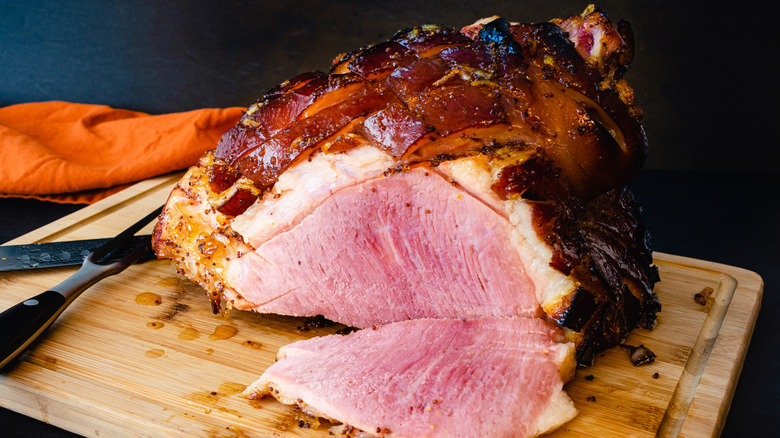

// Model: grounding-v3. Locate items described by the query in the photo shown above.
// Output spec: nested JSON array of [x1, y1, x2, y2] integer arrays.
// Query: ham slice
[[245, 317, 577, 437], [225, 164, 543, 328]]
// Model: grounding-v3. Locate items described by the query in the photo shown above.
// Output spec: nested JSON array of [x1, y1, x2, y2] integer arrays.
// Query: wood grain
[[0, 174, 764, 437]]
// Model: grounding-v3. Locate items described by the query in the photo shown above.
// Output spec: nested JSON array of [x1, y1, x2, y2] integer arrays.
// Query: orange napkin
[[0, 101, 243, 204]]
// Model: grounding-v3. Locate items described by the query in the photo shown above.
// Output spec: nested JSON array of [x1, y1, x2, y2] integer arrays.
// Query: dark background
[[1, 1, 778, 436]]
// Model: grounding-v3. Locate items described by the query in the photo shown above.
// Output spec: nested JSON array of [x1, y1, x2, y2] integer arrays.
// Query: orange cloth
[[0, 101, 243, 204]]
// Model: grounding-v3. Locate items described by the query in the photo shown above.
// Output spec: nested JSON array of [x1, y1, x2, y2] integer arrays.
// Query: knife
[[0, 207, 163, 370], [0, 235, 153, 272]]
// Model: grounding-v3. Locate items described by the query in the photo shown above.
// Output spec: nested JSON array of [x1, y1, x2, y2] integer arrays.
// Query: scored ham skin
[[245, 317, 577, 438], [216, 11, 647, 202], [153, 6, 659, 365]]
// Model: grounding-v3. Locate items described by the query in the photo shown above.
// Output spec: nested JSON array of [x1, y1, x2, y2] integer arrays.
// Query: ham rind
[[235, 84, 393, 189], [361, 103, 431, 157], [216, 72, 329, 165], [347, 41, 419, 78], [215, 14, 648, 200], [245, 317, 577, 437], [391, 25, 472, 57]]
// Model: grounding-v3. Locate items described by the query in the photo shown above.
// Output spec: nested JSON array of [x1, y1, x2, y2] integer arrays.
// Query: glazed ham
[[153, 5, 659, 436], [245, 317, 577, 437]]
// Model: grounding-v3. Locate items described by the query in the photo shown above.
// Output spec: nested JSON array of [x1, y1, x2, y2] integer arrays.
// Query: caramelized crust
[[153, 152, 253, 312], [214, 8, 647, 201]]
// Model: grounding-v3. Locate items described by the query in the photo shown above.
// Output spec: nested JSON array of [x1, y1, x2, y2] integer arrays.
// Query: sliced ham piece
[[226, 163, 543, 327], [245, 317, 577, 438]]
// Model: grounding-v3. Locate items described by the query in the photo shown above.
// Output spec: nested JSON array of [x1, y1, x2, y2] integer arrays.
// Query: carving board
[[0, 174, 763, 437]]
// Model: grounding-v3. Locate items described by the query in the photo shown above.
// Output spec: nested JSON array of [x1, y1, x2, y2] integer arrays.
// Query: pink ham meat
[[228, 166, 543, 328], [245, 317, 577, 437]]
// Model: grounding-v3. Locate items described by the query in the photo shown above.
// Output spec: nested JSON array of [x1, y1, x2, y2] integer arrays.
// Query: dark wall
[[1, 0, 778, 172]]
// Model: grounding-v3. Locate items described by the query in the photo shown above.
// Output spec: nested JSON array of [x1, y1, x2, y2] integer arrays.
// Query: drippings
[[145, 349, 165, 358], [155, 276, 182, 288], [178, 325, 201, 340], [186, 391, 219, 406], [219, 381, 247, 396], [209, 324, 238, 340], [242, 340, 263, 350], [136, 292, 162, 306]]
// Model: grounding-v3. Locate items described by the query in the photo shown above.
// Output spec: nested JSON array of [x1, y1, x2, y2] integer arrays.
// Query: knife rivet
[[23, 299, 39, 306]]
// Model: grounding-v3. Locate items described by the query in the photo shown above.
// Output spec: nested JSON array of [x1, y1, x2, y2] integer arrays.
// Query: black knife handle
[[0, 290, 67, 370]]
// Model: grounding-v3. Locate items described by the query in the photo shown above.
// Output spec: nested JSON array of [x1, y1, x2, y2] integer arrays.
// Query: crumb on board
[[694, 286, 714, 305]]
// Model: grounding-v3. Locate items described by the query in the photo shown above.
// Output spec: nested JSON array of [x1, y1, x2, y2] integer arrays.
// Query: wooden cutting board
[[0, 174, 763, 438]]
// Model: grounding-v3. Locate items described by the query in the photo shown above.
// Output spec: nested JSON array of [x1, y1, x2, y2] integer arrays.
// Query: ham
[[245, 317, 577, 438], [152, 6, 661, 435]]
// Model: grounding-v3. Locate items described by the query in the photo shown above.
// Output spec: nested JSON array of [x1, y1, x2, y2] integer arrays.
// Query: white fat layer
[[435, 157, 505, 213], [527, 341, 578, 436], [506, 200, 577, 313], [529, 386, 578, 437], [590, 27, 604, 59], [437, 156, 577, 315], [231, 145, 396, 248]]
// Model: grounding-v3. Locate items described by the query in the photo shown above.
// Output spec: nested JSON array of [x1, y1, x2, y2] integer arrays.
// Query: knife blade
[[0, 235, 153, 272]]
